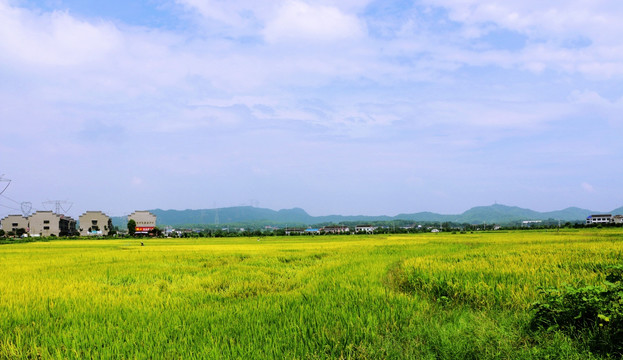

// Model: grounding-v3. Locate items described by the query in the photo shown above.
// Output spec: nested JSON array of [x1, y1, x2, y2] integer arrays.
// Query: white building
[[321, 225, 350, 234], [355, 225, 376, 233], [284, 228, 305, 235], [522, 220, 542, 227], [586, 214, 613, 225]]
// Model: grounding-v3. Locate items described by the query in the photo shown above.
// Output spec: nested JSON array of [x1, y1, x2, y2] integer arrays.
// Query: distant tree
[[0, 229, 4, 237], [15, 228, 26, 237], [149, 227, 162, 237], [108, 225, 118, 237], [107, 219, 116, 236], [128, 219, 136, 236]]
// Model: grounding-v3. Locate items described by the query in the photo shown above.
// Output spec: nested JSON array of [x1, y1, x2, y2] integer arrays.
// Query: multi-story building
[[586, 214, 613, 225], [284, 228, 305, 235], [0, 215, 29, 234], [128, 211, 157, 234], [355, 225, 376, 233], [28, 211, 77, 237], [321, 225, 350, 234], [79, 211, 112, 236]]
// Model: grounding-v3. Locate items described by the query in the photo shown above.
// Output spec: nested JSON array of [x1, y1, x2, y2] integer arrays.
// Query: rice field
[[1, 229, 622, 359]]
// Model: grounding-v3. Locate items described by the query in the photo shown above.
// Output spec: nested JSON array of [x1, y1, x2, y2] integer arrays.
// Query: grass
[[0, 229, 622, 358]]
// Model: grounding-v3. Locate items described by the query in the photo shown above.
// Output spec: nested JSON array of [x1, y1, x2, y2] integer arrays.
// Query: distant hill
[[111, 203, 621, 228], [456, 204, 541, 224], [609, 206, 623, 215]]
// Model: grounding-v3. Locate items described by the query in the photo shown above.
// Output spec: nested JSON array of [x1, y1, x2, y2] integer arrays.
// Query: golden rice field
[[1, 229, 622, 359]]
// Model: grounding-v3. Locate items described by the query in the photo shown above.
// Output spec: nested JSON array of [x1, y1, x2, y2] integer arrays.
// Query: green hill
[[109, 203, 615, 228]]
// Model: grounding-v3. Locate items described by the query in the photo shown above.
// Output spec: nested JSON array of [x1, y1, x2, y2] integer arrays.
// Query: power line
[[0, 203, 20, 212], [0, 194, 20, 205], [0, 195, 35, 217], [0, 175, 10, 196], [0, 176, 37, 217]]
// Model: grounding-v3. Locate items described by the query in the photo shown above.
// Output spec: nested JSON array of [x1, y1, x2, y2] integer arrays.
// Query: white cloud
[[175, 0, 275, 36], [131, 177, 144, 186], [422, 0, 623, 39], [177, 0, 246, 25], [582, 182, 595, 193], [568, 90, 623, 127], [1, 0, 623, 216], [176, 0, 371, 43], [0, 1, 122, 67], [263, 0, 365, 43], [417, 0, 623, 77]]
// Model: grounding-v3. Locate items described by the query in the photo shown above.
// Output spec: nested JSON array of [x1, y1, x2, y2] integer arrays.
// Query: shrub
[[529, 265, 623, 356]]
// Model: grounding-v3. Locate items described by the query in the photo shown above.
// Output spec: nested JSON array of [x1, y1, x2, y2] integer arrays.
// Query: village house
[[128, 211, 157, 234], [321, 225, 350, 234], [355, 225, 376, 233], [79, 211, 112, 236], [586, 214, 613, 225], [0, 215, 29, 234], [284, 228, 305, 235], [28, 211, 77, 237]]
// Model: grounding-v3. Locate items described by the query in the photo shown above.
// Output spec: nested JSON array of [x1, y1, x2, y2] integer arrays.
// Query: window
[[12, 223, 18, 227], [43, 220, 50, 224], [92, 220, 98, 225], [43, 226, 50, 230]]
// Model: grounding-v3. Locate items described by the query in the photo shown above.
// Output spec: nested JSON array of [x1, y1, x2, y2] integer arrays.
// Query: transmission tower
[[42, 200, 73, 214], [213, 202, 219, 225], [20, 202, 32, 217]]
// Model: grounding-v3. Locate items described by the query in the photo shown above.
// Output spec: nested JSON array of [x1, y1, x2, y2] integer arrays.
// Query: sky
[[1, 0, 622, 219]]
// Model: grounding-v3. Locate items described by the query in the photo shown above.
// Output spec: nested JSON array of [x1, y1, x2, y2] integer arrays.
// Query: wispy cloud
[[263, 1, 366, 43], [582, 182, 595, 193]]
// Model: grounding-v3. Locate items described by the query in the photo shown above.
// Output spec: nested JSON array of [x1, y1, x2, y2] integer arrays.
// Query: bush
[[529, 265, 623, 356]]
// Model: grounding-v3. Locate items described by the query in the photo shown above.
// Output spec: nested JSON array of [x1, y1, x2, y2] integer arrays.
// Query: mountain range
[[112, 204, 623, 228]]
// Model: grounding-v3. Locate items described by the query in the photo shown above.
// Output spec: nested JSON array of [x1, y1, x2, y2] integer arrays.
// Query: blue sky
[[1, 0, 622, 218]]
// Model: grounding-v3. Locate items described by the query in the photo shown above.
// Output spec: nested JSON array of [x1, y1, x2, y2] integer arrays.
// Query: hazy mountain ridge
[[111, 204, 619, 227]]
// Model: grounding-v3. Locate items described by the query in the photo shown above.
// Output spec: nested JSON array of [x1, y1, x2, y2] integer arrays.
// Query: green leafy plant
[[530, 265, 623, 356]]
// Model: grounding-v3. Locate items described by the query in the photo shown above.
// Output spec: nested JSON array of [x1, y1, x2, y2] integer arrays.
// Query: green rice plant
[[0, 229, 622, 358]]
